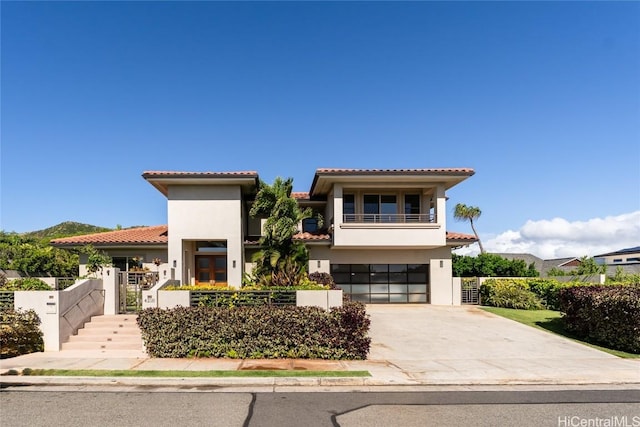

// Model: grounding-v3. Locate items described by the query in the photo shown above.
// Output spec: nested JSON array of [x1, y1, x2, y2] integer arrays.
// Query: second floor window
[[364, 194, 397, 222], [302, 218, 318, 233], [344, 194, 355, 221]]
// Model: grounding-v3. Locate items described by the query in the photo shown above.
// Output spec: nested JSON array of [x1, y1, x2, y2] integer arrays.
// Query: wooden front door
[[195, 255, 227, 286]]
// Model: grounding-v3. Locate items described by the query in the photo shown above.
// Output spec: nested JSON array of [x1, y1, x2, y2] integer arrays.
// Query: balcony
[[343, 213, 436, 224], [335, 213, 444, 248]]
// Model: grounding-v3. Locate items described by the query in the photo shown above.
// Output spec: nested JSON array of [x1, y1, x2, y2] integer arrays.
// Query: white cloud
[[454, 211, 640, 259]]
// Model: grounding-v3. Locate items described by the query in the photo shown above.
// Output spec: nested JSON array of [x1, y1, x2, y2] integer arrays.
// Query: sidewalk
[[1, 348, 639, 390], [2, 305, 639, 390]]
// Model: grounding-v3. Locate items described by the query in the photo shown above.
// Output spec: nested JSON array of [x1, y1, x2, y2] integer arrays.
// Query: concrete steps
[[62, 314, 145, 351]]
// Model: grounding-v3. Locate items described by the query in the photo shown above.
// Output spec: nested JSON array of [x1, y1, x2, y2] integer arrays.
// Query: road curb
[[3, 375, 640, 390]]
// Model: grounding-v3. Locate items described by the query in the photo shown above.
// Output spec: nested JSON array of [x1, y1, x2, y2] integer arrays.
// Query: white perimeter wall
[[14, 279, 104, 351], [167, 185, 244, 288]]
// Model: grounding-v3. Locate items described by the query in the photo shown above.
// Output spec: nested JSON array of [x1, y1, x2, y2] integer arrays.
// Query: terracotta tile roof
[[294, 232, 331, 241], [51, 225, 469, 247], [50, 225, 168, 246], [142, 171, 258, 178], [291, 192, 310, 200], [316, 168, 475, 174], [446, 231, 477, 241], [244, 233, 331, 246]]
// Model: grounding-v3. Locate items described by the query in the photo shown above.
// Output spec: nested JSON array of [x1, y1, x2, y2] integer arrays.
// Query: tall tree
[[453, 203, 485, 254], [249, 177, 312, 286]]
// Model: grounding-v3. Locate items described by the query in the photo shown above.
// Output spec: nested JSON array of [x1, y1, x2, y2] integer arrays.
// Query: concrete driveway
[[344, 305, 640, 385]]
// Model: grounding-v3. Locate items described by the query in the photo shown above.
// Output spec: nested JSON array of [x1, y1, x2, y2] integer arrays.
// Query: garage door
[[331, 264, 430, 303]]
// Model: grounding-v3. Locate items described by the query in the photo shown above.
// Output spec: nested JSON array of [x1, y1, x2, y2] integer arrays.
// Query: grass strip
[[7, 369, 371, 378], [481, 306, 639, 359]]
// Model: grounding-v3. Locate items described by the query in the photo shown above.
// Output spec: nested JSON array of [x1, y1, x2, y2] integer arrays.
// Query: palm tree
[[249, 177, 312, 285], [453, 203, 484, 254]]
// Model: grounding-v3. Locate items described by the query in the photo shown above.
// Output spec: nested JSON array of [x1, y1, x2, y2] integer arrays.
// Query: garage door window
[[331, 264, 430, 303]]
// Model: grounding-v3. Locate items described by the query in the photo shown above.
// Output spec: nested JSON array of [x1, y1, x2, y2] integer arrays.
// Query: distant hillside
[[23, 221, 113, 241]]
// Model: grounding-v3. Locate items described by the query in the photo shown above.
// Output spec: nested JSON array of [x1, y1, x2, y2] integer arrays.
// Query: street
[[1, 388, 639, 427]]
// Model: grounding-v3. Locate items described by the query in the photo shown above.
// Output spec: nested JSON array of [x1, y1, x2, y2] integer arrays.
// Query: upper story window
[[626, 257, 640, 262], [613, 258, 622, 263], [404, 195, 420, 221], [344, 194, 355, 214], [364, 194, 397, 222], [344, 194, 355, 221], [302, 218, 319, 233], [342, 192, 434, 223]]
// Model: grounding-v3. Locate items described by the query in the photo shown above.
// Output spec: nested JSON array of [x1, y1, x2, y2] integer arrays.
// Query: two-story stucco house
[[51, 168, 477, 305]]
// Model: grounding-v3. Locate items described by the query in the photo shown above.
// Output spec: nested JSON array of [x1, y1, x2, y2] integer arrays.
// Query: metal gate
[[118, 272, 159, 313], [461, 277, 480, 305]]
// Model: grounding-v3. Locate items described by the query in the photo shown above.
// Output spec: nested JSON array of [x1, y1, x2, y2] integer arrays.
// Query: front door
[[195, 255, 227, 286]]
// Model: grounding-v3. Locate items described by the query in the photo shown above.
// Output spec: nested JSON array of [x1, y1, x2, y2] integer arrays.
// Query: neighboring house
[[492, 253, 582, 277], [51, 168, 477, 305], [594, 246, 640, 275]]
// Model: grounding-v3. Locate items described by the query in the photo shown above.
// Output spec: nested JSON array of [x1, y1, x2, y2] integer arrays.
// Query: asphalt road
[[1, 388, 639, 427]]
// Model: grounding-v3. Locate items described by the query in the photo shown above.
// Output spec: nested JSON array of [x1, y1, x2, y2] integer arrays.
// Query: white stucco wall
[[167, 185, 244, 288], [14, 279, 103, 351], [330, 184, 447, 248]]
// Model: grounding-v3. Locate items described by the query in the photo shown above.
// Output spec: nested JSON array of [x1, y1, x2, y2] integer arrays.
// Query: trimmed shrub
[[0, 278, 51, 291], [308, 272, 338, 290], [137, 301, 371, 359], [559, 286, 640, 354], [0, 309, 44, 358], [480, 279, 543, 310]]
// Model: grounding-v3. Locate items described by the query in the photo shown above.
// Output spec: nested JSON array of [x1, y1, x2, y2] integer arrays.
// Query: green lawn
[[481, 306, 639, 359], [3, 369, 371, 378]]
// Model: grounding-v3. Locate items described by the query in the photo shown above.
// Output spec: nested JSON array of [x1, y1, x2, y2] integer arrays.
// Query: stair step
[[67, 334, 142, 343], [77, 328, 141, 336], [61, 341, 144, 350], [62, 314, 145, 353], [82, 323, 140, 333], [89, 315, 138, 323]]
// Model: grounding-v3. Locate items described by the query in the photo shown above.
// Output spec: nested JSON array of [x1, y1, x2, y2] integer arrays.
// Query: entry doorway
[[195, 255, 227, 286]]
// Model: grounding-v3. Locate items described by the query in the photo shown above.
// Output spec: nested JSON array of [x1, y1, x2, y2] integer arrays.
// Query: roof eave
[[310, 169, 475, 197]]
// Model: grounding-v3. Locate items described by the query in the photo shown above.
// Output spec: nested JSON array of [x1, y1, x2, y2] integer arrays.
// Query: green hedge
[[1, 309, 44, 358], [0, 278, 51, 291], [480, 278, 622, 310], [479, 279, 543, 310], [559, 286, 640, 354], [137, 302, 371, 359]]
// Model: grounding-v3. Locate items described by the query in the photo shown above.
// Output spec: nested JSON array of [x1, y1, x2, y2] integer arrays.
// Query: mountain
[[22, 222, 113, 241]]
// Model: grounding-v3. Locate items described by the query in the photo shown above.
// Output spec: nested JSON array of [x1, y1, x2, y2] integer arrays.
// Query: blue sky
[[2, 2, 639, 258]]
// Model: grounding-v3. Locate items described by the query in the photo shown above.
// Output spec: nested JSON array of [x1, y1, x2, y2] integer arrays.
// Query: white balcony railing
[[343, 213, 436, 224]]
